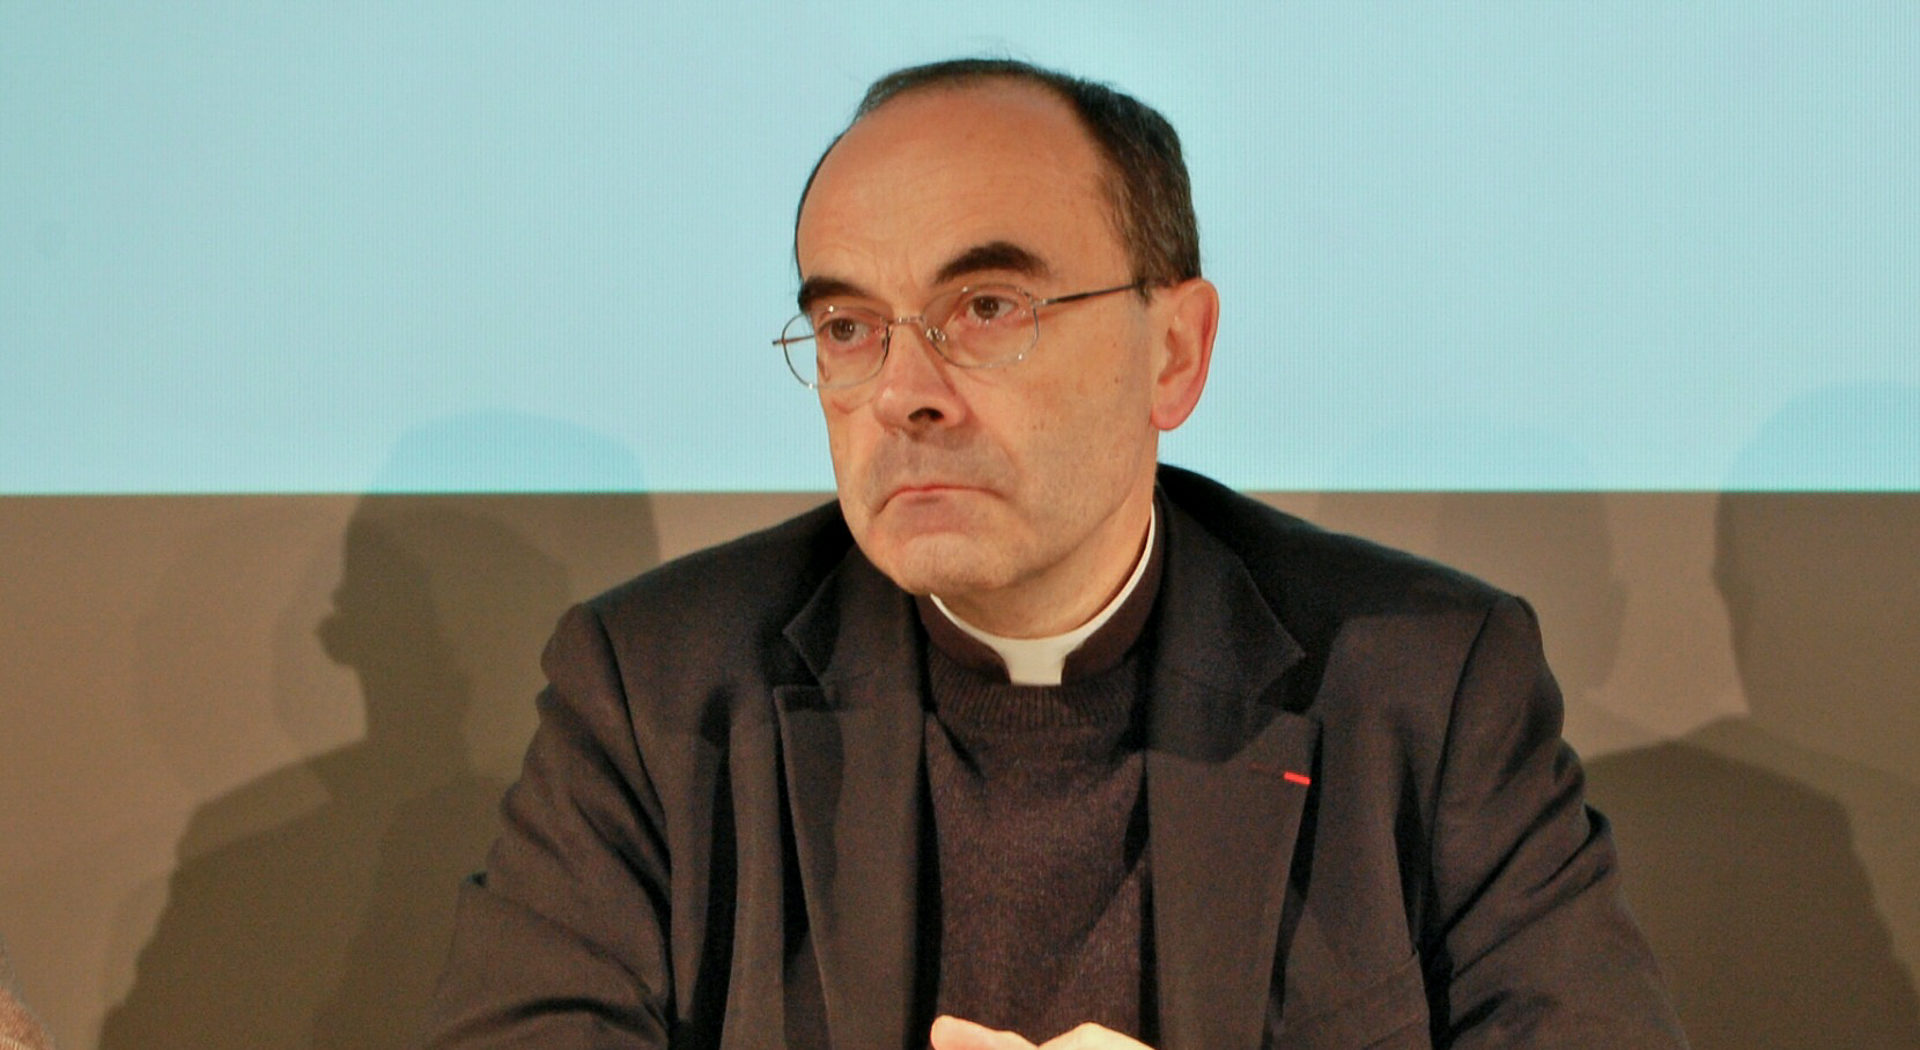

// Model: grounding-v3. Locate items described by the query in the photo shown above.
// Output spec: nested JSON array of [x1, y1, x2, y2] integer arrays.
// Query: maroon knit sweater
[[914, 523, 1165, 1044]]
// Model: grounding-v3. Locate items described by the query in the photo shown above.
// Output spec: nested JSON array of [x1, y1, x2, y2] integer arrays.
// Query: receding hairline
[[795, 74, 1133, 275], [858, 66, 1082, 119]]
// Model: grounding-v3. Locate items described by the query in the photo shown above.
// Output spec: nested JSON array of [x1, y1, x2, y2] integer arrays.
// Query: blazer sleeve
[[1423, 595, 1688, 1049], [423, 603, 674, 1049]]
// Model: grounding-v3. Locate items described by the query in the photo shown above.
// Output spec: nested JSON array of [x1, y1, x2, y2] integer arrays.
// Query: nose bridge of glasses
[[866, 314, 963, 402], [886, 313, 949, 354]]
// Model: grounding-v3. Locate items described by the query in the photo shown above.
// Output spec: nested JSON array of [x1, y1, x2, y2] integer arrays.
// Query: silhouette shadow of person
[[1586, 384, 1920, 1049], [103, 417, 659, 1049]]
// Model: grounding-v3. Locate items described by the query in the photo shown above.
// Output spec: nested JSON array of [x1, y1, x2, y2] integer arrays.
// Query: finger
[[1036, 1022, 1154, 1049], [930, 1015, 1038, 1050]]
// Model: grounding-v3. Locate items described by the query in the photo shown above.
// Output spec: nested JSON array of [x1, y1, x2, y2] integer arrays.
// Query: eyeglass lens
[[781, 285, 1040, 389]]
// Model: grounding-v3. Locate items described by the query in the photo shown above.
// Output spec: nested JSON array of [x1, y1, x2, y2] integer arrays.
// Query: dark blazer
[[426, 467, 1685, 1049]]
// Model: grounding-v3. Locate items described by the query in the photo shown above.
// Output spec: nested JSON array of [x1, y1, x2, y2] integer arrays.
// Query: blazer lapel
[[1147, 504, 1319, 1050], [775, 552, 926, 1050]]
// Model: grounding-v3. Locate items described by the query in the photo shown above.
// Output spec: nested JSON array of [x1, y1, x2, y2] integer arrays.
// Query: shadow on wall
[[100, 494, 660, 1050], [1315, 396, 1920, 1047], [1587, 491, 1920, 1050], [1587, 386, 1920, 1050]]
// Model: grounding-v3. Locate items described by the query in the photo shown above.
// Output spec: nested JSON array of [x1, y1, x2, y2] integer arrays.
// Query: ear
[[1148, 277, 1219, 431]]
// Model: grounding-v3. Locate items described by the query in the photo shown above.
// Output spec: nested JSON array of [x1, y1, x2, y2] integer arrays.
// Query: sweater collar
[[916, 499, 1166, 686]]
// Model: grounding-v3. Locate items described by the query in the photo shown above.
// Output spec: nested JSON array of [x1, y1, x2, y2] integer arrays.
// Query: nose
[[867, 320, 966, 430]]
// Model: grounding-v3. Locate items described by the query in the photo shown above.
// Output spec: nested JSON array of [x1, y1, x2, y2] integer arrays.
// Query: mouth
[[862, 444, 1008, 512], [881, 481, 980, 507]]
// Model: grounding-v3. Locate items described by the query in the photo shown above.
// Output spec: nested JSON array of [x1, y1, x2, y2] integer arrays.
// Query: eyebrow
[[796, 276, 868, 313], [932, 240, 1052, 287], [796, 240, 1054, 313]]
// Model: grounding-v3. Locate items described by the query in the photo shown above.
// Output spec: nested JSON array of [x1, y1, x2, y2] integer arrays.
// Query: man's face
[[795, 81, 1184, 635]]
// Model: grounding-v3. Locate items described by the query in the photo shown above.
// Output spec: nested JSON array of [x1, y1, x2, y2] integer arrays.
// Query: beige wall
[[1, 490, 1914, 1048]]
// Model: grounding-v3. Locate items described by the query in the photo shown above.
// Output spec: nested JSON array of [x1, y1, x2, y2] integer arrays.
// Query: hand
[[929, 1015, 1154, 1050]]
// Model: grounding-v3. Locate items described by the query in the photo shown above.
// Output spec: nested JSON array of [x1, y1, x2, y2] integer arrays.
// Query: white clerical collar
[[929, 506, 1158, 686]]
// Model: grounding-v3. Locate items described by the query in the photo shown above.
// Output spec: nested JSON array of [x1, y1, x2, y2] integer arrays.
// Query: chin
[[861, 531, 1011, 598]]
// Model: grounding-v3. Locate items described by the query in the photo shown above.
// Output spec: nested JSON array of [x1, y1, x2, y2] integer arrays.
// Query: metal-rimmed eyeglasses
[[774, 280, 1143, 390]]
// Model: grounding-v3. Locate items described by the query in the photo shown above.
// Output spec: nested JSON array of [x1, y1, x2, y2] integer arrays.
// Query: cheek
[[825, 438, 875, 541], [1056, 339, 1155, 434], [821, 408, 847, 458], [1013, 390, 1133, 497], [1054, 355, 1157, 489], [821, 409, 861, 488], [821, 407, 890, 540]]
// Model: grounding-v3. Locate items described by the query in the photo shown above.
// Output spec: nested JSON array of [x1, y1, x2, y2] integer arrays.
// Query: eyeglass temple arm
[[1033, 280, 1146, 309]]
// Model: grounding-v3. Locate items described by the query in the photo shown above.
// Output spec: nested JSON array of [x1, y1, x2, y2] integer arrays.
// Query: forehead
[[796, 80, 1124, 291]]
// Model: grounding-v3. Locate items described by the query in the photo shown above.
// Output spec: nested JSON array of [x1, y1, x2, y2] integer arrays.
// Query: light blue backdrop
[[4, 4, 1915, 493]]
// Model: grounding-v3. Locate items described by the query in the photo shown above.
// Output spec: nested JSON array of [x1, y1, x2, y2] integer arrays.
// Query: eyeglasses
[[774, 280, 1143, 390]]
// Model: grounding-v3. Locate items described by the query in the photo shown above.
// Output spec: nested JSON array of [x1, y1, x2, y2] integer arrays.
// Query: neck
[[930, 504, 1156, 685], [936, 479, 1155, 637]]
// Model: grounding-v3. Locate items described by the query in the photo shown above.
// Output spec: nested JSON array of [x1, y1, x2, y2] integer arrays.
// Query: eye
[[813, 309, 878, 350], [953, 289, 1028, 329]]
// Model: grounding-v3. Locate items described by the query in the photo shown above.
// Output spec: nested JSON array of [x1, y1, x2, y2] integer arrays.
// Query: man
[[427, 59, 1686, 1049]]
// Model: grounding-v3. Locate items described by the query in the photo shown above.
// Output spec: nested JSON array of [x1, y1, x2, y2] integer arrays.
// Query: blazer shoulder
[[565, 498, 851, 681], [1158, 465, 1508, 628]]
